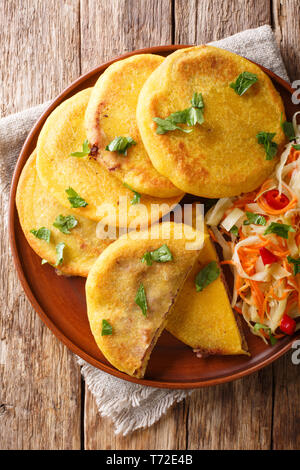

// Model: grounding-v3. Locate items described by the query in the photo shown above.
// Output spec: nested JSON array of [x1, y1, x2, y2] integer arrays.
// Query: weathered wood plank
[[174, 0, 271, 44], [273, 0, 300, 81], [84, 388, 187, 450], [272, 0, 300, 451], [0, 0, 81, 450], [80, 0, 189, 449], [272, 350, 300, 450], [80, 0, 173, 73], [174, 0, 274, 450], [187, 369, 273, 449]]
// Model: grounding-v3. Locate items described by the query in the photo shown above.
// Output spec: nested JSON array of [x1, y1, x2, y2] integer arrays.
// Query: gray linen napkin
[[0, 25, 289, 436]]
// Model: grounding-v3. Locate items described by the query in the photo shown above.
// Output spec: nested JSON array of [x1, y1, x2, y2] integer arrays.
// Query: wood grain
[[272, 0, 300, 81], [84, 388, 187, 450], [80, 0, 172, 73], [0, 0, 81, 450], [174, 0, 271, 44]]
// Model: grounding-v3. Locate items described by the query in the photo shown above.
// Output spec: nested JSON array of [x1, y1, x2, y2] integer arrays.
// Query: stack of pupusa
[[17, 44, 289, 377]]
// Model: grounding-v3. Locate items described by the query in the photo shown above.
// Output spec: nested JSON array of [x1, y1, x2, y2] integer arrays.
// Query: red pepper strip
[[259, 247, 278, 265], [264, 189, 289, 210], [280, 314, 296, 335]]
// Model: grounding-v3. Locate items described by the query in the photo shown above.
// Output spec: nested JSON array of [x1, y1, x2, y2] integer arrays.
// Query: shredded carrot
[[208, 228, 218, 243]]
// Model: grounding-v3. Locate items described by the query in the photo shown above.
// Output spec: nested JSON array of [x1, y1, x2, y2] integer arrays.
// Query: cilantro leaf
[[230, 225, 239, 237], [123, 182, 141, 204], [153, 92, 205, 134], [280, 113, 296, 141], [65, 187, 88, 208], [257, 132, 278, 160], [230, 72, 258, 95], [292, 144, 300, 150], [105, 136, 136, 155], [153, 117, 192, 135], [30, 227, 51, 243], [141, 244, 173, 265], [287, 256, 300, 275], [70, 139, 90, 157], [53, 214, 78, 234], [243, 211, 267, 226], [135, 283, 148, 316], [101, 319, 113, 336], [191, 92, 204, 108], [54, 242, 65, 267], [264, 222, 295, 239], [195, 261, 220, 292], [253, 323, 277, 345]]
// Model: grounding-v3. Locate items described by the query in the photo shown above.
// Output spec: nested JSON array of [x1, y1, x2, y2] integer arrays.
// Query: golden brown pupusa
[[85, 222, 204, 378], [16, 151, 113, 277], [137, 45, 287, 198], [85, 54, 183, 198]]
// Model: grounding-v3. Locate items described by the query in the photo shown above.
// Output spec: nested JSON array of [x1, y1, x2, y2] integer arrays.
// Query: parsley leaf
[[280, 113, 296, 141], [70, 139, 90, 157], [287, 256, 300, 275], [135, 283, 148, 316], [65, 187, 88, 208], [105, 136, 136, 155], [195, 261, 220, 292], [230, 72, 258, 95], [230, 225, 239, 236], [55, 242, 65, 267], [141, 244, 173, 265], [153, 92, 205, 134], [257, 132, 278, 160], [264, 222, 295, 239], [292, 144, 300, 150], [30, 227, 51, 243], [101, 319, 113, 336], [253, 323, 277, 345], [243, 211, 267, 226], [53, 214, 78, 234], [123, 182, 141, 204]]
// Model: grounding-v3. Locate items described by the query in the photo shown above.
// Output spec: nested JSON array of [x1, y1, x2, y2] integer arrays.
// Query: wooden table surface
[[1, 0, 299, 450]]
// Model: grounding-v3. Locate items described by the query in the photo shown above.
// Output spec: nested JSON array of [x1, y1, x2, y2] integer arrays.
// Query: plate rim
[[8, 44, 300, 389]]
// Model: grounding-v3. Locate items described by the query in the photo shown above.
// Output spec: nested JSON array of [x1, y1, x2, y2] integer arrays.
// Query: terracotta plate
[[9, 45, 300, 389]]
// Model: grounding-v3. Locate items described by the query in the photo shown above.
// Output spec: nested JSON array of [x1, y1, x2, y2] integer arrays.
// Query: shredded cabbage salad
[[206, 112, 300, 344]]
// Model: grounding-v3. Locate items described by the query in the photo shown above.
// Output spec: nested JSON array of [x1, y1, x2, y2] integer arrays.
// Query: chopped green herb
[[243, 211, 267, 226], [53, 214, 78, 234], [135, 283, 148, 316], [65, 187, 88, 208], [264, 222, 295, 239], [30, 227, 50, 243], [141, 244, 173, 266], [123, 182, 141, 204], [153, 117, 192, 135], [287, 256, 300, 275], [256, 132, 278, 160], [292, 144, 300, 150], [41, 259, 48, 265], [230, 71, 258, 95], [195, 261, 220, 292], [253, 323, 277, 345], [70, 139, 90, 157], [153, 92, 204, 134], [101, 319, 113, 336], [105, 136, 136, 155], [54, 242, 65, 267], [230, 225, 239, 237], [280, 113, 296, 141]]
